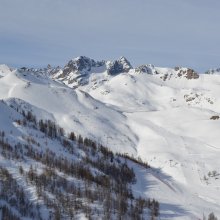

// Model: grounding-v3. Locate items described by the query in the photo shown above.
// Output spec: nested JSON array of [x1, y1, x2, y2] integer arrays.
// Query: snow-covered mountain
[[205, 68, 220, 75], [52, 56, 133, 88], [0, 64, 13, 77], [0, 57, 219, 219]]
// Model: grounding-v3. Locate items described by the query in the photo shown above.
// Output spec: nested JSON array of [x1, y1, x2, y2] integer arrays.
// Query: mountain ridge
[[0, 57, 220, 219]]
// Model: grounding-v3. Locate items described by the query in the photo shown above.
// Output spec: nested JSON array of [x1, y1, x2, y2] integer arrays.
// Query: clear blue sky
[[0, 0, 219, 72]]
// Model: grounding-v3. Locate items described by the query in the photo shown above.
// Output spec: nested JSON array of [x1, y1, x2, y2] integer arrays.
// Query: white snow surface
[[0, 62, 220, 219], [0, 64, 13, 77]]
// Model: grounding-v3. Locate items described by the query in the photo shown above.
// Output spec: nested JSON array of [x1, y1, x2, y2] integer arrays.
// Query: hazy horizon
[[0, 0, 220, 72]]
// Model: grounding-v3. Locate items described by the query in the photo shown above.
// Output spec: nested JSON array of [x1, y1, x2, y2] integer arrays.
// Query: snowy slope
[[0, 68, 137, 154], [0, 58, 220, 219], [83, 72, 220, 218], [51, 56, 220, 219], [0, 64, 13, 77], [0, 98, 161, 219]]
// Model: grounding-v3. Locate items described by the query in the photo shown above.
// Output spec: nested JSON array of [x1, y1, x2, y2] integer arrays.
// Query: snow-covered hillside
[[0, 98, 162, 219], [0, 68, 137, 154], [52, 56, 220, 219], [0, 64, 13, 77], [0, 57, 219, 219]]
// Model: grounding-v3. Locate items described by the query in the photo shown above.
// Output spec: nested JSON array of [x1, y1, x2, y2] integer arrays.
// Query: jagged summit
[[61, 55, 133, 76], [106, 56, 133, 75], [62, 56, 105, 76], [50, 56, 134, 87], [135, 64, 158, 74]]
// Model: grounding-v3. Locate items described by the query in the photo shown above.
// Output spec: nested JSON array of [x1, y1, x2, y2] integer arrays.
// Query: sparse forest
[[0, 109, 159, 220]]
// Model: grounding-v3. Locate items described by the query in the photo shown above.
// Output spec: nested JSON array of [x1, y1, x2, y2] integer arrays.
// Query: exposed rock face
[[61, 56, 132, 77], [135, 65, 199, 80], [135, 64, 158, 75], [62, 56, 105, 76], [49, 56, 133, 87], [177, 68, 199, 79], [18, 65, 62, 76], [48, 66, 62, 75], [186, 68, 199, 79], [210, 115, 220, 120], [106, 56, 132, 75], [47, 56, 200, 88]]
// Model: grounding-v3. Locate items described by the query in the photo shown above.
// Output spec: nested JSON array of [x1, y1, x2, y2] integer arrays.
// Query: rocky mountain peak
[[106, 56, 133, 75], [58, 56, 133, 80], [175, 67, 199, 79], [62, 56, 105, 76], [135, 64, 158, 75]]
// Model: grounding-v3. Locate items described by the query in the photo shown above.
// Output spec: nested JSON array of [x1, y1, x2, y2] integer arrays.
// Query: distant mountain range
[[0, 57, 220, 219]]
